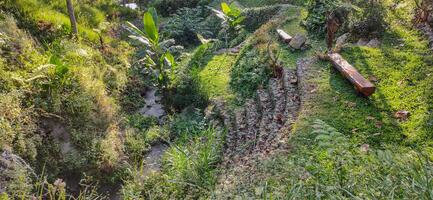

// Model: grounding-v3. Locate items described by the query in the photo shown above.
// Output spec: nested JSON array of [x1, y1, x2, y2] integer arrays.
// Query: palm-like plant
[[211, 2, 245, 31], [126, 8, 179, 88], [210, 2, 245, 48]]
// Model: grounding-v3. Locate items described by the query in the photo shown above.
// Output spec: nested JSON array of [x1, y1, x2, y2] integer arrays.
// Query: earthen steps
[[210, 67, 300, 167]]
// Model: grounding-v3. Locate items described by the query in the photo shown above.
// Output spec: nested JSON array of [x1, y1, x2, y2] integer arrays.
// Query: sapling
[[210, 2, 245, 49], [126, 8, 180, 89]]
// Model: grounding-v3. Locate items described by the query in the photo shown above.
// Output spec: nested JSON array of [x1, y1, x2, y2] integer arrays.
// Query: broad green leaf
[[128, 35, 151, 46], [221, 2, 231, 15], [229, 2, 241, 17], [126, 21, 146, 37], [234, 16, 245, 25], [145, 55, 156, 67], [165, 52, 176, 68], [165, 52, 176, 80], [148, 7, 159, 26], [143, 11, 159, 44], [210, 7, 227, 20]]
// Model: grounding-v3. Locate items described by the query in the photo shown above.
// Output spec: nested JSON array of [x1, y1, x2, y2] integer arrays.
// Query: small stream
[[141, 143, 168, 176], [105, 88, 168, 199], [139, 88, 165, 121], [139, 88, 168, 175]]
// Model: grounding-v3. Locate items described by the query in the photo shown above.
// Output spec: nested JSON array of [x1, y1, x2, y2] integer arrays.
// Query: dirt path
[[206, 56, 317, 198], [209, 64, 303, 196]]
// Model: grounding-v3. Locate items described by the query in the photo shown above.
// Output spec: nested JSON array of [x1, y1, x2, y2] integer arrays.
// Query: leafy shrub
[[120, 66, 150, 113], [230, 47, 270, 101], [229, 28, 249, 47], [127, 114, 158, 132], [304, 0, 345, 35], [304, 0, 387, 38], [151, 0, 211, 17], [126, 8, 178, 88], [243, 5, 281, 32], [351, 1, 386, 38], [167, 44, 211, 111], [162, 7, 212, 47], [121, 111, 222, 199], [202, 13, 224, 38], [124, 129, 151, 162], [212, 2, 246, 48]]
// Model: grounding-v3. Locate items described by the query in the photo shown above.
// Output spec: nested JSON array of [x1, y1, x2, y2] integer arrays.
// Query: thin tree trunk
[[66, 0, 78, 37]]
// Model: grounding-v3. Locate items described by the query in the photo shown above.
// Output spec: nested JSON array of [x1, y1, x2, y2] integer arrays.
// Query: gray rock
[[289, 34, 307, 49], [336, 33, 350, 47], [367, 38, 381, 48], [356, 38, 369, 46]]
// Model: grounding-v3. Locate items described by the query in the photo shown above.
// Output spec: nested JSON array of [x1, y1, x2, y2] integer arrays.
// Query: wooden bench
[[328, 53, 376, 97], [277, 29, 292, 44]]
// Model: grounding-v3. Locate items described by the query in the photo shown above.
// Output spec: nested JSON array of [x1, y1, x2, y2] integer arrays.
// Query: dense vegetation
[[0, 0, 432, 199]]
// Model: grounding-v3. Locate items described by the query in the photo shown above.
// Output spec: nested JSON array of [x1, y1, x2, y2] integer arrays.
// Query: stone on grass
[[336, 33, 350, 47], [367, 38, 381, 48], [356, 38, 369, 46], [289, 34, 307, 49]]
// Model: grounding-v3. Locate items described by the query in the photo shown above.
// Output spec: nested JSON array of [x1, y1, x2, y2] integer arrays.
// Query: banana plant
[[211, 2, 245, 31], [126, 8, 179, 88], [210, 2, 245, 48]]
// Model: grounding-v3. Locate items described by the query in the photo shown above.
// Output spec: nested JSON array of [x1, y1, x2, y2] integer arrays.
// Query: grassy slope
[[198, 54, 236, 100], [12, 0, 99, 41], [293, 0, 433, 146], [224, 0, 433, 198], [0, 0, 142, 197], [121, 42, 233, 198]]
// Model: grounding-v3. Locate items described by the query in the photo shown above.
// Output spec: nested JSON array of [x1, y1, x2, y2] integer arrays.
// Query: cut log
[[328, 53, 376, 96], [277, 29, 292, 43]]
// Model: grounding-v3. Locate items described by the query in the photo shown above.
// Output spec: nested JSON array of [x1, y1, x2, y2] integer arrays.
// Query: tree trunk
[[66, 0, 78, 37], [326, 12, 340, 51]]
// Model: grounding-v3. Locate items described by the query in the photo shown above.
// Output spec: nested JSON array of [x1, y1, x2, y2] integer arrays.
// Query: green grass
[[11, 0, 111, 42], [292, 0, 433, 145], [233, 0, 303, 7], [0, 9, 136, 197], [278, 7, 325, 68], [2, 0, 433, 198], [198, 54, 235, 100], [207, 0, 433, 198], [121, 111, 224, 199]]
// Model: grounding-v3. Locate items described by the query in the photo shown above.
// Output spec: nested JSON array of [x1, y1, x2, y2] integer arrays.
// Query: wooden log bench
[[328, 53, 376, 97], [277, 29, 292, 44]]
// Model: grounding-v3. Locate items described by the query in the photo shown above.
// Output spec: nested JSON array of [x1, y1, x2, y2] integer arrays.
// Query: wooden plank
[[328, 53, 376, 96], [277, 29, 292, 43]]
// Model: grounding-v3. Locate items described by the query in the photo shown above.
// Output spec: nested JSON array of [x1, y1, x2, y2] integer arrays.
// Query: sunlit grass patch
[[198, 54, 235, 100], [13, 0, 104, 42]]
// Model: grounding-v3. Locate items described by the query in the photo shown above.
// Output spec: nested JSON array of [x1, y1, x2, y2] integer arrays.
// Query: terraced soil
[[208, 65, 303, 196]]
